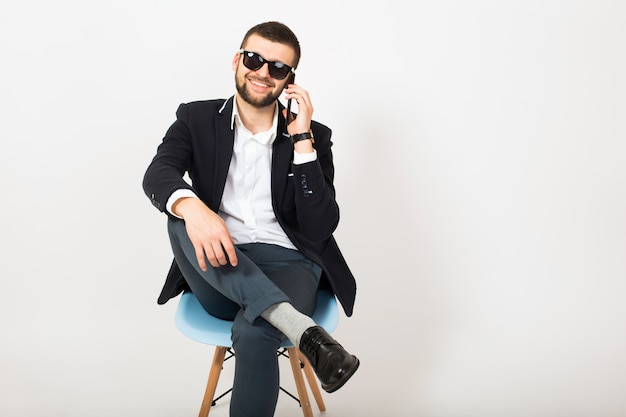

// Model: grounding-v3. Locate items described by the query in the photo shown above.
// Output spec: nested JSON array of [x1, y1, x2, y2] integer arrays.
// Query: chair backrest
[[175, 289, 340, 348]]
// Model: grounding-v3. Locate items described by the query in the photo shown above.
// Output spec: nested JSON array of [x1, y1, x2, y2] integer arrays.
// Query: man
[[143, 21, 359, 417]]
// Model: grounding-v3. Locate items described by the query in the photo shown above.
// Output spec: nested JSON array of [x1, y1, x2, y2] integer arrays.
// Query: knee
[[167, 217, 186, 242]]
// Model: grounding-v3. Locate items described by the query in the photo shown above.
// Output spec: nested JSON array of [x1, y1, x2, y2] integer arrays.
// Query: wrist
[[293, 140, 314, 154], [172, 196, 199, 218]]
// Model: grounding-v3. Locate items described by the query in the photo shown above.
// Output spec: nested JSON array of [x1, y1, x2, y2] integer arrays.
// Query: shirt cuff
[[293, 149, 317, 165], [166, 189, 198, 218]]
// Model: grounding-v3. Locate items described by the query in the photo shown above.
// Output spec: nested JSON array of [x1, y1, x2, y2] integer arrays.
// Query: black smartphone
[[286, 73, 295, 125]]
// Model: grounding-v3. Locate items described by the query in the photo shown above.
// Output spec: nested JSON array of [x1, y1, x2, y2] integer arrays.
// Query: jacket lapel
[[272, 104, 292, 210], [211, 97, 235, 210]]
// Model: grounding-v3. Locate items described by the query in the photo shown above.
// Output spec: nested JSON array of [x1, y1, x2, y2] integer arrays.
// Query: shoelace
[[301, 328, 339, 363]]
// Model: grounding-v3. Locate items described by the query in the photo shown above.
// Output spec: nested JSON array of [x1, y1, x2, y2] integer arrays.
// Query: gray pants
[[168, 218, 321, 417]]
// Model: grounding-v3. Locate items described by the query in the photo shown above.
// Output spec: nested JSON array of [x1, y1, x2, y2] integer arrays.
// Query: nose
[[255, 62, 271, 77]]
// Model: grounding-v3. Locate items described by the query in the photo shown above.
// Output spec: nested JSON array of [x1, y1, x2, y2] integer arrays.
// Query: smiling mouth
[[249, 77, 273, 89]]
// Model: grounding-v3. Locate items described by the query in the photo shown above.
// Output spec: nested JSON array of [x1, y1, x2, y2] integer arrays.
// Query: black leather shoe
[[299, 326, 360, 393]]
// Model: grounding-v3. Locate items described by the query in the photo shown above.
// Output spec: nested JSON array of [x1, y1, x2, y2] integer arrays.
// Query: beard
[[235, 72, 282, 108]]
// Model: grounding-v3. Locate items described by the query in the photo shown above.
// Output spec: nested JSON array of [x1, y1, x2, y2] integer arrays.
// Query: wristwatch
[[290, 130, 315, 144]]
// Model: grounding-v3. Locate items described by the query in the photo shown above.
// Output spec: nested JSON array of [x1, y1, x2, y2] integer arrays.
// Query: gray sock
[[261, 302, 316, 347]]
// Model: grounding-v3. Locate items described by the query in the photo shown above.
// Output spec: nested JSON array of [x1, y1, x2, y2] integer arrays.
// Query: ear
[[232, 52, 241, 71]]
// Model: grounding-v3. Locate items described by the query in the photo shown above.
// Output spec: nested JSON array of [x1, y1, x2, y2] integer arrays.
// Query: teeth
[[251, 80, 269, 87]]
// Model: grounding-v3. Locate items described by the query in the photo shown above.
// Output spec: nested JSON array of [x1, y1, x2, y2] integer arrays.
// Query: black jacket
[[142, 97, 357, 316]]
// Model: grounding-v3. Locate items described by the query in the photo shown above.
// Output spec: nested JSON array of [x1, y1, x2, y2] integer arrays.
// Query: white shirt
[[166, 96, 317, 250]]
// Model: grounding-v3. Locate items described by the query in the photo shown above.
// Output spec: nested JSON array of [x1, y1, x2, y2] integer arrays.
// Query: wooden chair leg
[[287, 347, 314, 417], [297, 348, 326, 412], [198, 346, 227, 417]]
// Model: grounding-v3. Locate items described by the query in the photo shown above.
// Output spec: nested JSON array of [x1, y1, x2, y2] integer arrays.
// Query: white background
[[1, 1, 625, 416]]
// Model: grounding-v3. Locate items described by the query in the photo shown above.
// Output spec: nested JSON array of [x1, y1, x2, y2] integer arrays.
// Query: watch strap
[[290, 130, 314, 144]]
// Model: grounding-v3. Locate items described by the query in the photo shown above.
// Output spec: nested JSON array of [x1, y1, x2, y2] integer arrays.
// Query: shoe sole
[[322, 355, 360, 393]]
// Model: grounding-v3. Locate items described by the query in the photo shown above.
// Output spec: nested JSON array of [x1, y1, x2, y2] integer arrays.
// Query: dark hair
[[240, 21, 301, 68]]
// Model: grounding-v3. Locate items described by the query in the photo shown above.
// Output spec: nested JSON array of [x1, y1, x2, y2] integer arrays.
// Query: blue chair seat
[[175, 288, 339, 348]]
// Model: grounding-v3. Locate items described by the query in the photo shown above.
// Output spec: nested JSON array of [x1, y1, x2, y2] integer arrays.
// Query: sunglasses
[[238, 49, 295, 80]]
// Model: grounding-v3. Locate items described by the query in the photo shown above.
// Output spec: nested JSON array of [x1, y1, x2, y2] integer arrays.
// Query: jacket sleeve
[[290, 122, 340, 242], [142, 103, 195, 214]]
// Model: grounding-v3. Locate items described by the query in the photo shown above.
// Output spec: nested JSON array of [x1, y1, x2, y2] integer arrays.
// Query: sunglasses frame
[[238, 49, 295, 80]]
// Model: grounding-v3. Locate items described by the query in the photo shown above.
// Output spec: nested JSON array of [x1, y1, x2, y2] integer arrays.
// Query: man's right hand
[[172, 197, 238, 270]]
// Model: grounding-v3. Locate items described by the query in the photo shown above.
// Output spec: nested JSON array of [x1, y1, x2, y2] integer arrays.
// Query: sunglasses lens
[[242, 51, 264, 70], [269, 63, 290, 80]]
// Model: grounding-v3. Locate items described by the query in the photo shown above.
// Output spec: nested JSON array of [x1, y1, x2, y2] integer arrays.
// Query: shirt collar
[[231, 95, 278, 146]]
